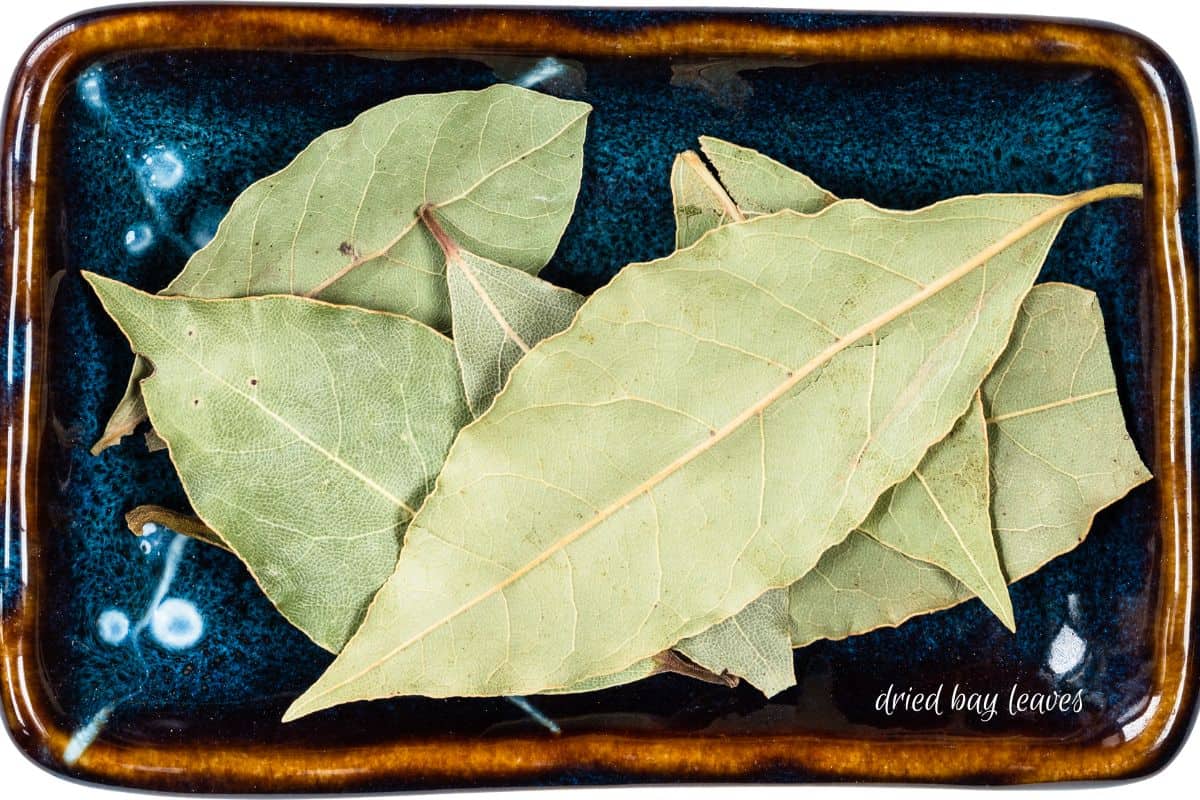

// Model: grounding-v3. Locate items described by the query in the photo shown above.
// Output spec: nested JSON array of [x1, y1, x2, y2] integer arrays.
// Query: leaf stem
[[125, 504, 231, 553], [653, 649, 739, 688], [417, 203, 461, 260]]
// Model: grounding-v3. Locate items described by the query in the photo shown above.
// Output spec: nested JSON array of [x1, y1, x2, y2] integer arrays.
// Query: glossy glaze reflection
[[2, 6, 1195, 790]]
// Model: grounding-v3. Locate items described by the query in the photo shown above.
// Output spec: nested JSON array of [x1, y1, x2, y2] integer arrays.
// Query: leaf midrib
[[454, 254, 532, 354]]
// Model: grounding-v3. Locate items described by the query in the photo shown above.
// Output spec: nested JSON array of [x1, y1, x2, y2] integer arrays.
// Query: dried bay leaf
[[674, 591, 794, 696], [669, 137, 834, 249], [421, 207, 585, 417], [84, 273, 470, 652], [285, 184, 1139, 719], [695, 136, 836, 218], [94, 85, 590, 454], [856, 394, 1013, 629], [670, 151, 745, 249], [981, 283, 1153, 576], [786, 282, 1151, 644]]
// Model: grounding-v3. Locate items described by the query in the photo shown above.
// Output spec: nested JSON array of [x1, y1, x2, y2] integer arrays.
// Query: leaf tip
[[88, 436, 114, 457], [279, 701, 308, 724], [991, 594, 1017, 634], [79, 269, 104, 291], [80, 270, 137, 307]]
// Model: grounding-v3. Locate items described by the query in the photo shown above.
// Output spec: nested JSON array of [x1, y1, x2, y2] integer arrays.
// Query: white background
[[1, 0, 1195, 797]]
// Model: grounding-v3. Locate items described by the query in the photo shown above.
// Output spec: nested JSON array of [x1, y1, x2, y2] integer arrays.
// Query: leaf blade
[[859, 394, 1014, 630], [424, 208, 585, 417], [698, 136, 837, 216], [84, 273, 470, 652]]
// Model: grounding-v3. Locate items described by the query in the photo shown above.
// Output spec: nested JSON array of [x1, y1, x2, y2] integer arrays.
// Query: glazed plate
[[1, 4, 1197, 791]]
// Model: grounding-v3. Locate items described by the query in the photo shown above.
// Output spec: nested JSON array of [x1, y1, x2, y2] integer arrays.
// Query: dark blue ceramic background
[[25, 29, 1171, 748]]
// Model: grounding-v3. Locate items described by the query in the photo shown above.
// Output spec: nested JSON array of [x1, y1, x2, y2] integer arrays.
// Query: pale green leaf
[[675, 591, 794, 697], [422, 209, 585, 417], [94, 85, 589, 453], [670, 151, 745, 249], [697, 136, 836, 217], [858, 394, 1014, 630], [983, 282, 1153, 575], [785, 281, 1151, 645], [785, 530, 965, 646], [83, 272, 470, 652], [90, 358, 150, 455], [669, 137, 835, 251], [285, 184, 1137, 719]]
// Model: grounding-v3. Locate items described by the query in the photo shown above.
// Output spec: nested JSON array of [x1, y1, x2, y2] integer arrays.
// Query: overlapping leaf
[[423, 208, 586, 417], [670, 137, 833, 249], [787, 282, 1151, 644], [94, 85, 590, 453], [85, 273, 470, 652], [285, 183, 1138, 719], [856, 395, 1013, 629]]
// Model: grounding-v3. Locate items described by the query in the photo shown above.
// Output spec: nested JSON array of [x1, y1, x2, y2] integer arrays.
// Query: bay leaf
[[674, 591, 794, 697], [857, 394, 1014, 630], [669, 137, 834, 249], [787, 282, 1152, 644], [93, 84, 590, 454], [421, 207, 585, 417], [284, 184, 1138, 719], [695, 136, 836, 218], [670, 150, 745, 249], [84, 272, 470, 652]]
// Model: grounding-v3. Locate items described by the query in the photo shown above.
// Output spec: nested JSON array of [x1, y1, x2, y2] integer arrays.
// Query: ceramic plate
[[1, 5, 1196, 790]]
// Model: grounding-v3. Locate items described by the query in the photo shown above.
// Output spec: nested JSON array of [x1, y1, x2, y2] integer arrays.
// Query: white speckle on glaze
[[138, 145, 186, 191], [97, 609, 130, 645], [141, 522, 158, 536], [1047, 624, 1086, 676], [511, 57, 565, 89], [77, 67, 105, 111], [150, 597, 204, 650], [123, 222, 155, 255], [505, 696, 560, 734], [63, 704, 113, 766], [188, 205, 225, 250]]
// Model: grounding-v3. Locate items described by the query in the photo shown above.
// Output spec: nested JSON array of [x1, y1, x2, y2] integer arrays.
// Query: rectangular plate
[[2, 4, 1197, 791]]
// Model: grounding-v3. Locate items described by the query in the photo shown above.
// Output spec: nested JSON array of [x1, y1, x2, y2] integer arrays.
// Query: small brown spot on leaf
[[339, 241, 356, 257]]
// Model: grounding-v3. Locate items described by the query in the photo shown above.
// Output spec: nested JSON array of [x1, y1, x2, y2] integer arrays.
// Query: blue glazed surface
[[31, 36, 1168, 751]]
